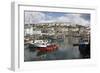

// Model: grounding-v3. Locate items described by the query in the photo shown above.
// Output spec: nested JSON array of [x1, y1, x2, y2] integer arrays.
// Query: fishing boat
[[30, 40, 59, 52]]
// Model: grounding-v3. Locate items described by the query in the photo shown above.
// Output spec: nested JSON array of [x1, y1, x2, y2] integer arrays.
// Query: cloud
[[25, 11, 90, 26], [60, 14, 90, 26], [57, 16, 70, 22], [25, 11, 46, 24]]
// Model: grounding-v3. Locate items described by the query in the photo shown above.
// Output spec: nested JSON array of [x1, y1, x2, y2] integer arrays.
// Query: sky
[[24, 11, 90, 26]]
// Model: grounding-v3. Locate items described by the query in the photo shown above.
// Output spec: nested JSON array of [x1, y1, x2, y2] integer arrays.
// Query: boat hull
[[37, 44, 59, 52]]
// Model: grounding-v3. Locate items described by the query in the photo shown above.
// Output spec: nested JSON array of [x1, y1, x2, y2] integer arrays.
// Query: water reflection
[[24, 37, 81, 61]]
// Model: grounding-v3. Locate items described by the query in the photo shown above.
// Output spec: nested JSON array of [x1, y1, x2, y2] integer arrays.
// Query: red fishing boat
[[32, 40, 59, 52], [37, 44, 58, 52]]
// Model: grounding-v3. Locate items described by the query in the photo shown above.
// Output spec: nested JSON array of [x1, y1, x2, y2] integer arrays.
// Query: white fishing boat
[[30, 40, 59, 52]]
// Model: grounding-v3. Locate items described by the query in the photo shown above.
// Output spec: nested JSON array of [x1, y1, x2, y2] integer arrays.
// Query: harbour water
[[24, 36, 81, 61]]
